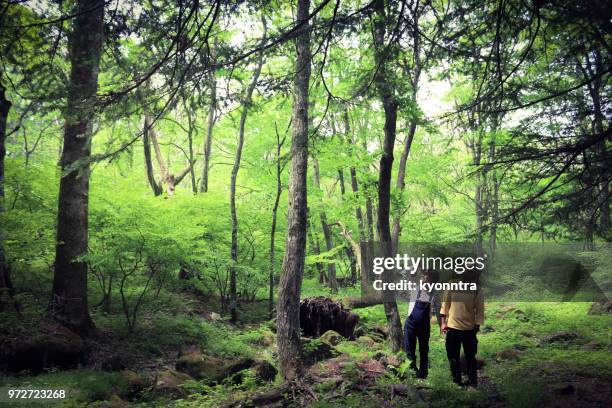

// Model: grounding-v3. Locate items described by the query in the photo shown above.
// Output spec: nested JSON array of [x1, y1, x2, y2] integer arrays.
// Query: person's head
[[421, 269, 437, 283]]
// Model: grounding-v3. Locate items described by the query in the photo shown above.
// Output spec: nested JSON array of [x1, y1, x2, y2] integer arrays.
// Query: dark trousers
[[445, 328, 478, 386], [403, 312, 430, 376]]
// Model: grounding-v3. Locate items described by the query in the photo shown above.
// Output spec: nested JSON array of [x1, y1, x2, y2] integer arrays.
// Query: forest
[[0, 0, 610, 406]]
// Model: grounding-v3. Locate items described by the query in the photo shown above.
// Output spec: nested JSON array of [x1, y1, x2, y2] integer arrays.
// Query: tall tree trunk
[[472, 131, 485, 257], [199, 40, 217, 193], [345, 109, 365, 240], [229, 21, 266, 323], [277, 0, 311, 381], [391, 1, 421, 250], [183, 97, 197, 193], [143, 114, 162, 196], [312, 157, 337, 292], [269, 131, 284, 319], [391, 122, 416, 248], [307, 210, 325, 283], [0, 83, 15, 311], [51, 0, 104, 336], [372, 0, 403, 352]]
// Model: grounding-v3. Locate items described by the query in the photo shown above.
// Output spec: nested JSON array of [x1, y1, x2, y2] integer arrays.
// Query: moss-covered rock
[[320, 330, 343, 346], [175, 346, 225, 380], [154, 369, 192, 398]]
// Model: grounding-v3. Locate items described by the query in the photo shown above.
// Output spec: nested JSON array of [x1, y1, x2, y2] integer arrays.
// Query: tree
[[371, 0, 403, 352], [50, 0, 105, 336], [199, 39, 217, 193], [277, 0, 312, 381], [229, 18, 267, 322], [0, 83, 14, 310]]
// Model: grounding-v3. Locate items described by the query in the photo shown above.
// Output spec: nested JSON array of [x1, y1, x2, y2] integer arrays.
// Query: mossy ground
[[1, 279, 610, 407]]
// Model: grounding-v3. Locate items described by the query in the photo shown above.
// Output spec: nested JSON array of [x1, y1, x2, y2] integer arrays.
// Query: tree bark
[[199, 39, 217, 193], [345, 109, 365, 240], [143, 114, 162, 196], [391, 122, 416, 248], [0, 83, 15, 311], [307, 210, 325, 283], [391, 2, 421, 249], [312, 157, 337, 292], [269, 131, 284, 319], [277, 0, 311, 381], [183, 96, 197, 193], [230, 20, 266, 322], [51, 0, 105, 336], [372, 0, 403, 352]]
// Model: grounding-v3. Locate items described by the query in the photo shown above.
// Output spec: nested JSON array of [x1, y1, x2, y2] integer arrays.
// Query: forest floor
[[0, 280, 611, 407]]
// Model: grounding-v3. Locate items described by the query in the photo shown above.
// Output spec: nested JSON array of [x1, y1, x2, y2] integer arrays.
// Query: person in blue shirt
[[403, 269, 441, 379]]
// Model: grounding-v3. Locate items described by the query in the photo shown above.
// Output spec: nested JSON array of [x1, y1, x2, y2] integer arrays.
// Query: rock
[[209, 312, 222, 321], [481, 325, 495, 333], [101, 355, 125, 372], [223, 358, 257, 380], [320, 330, 343, 346], [588, 300, 612, 315], [301, 337, 338, 364], [175, 346, 225, 381], [258, 330, 275, 347], [254, 360, 277, 382], [2, 324, 87, 374], [356, 336, 377, 348], [539, 330, 583, 345], [119, 370, 146, 398], [176, 346, 256, 383], [154, 369, 192, 398]]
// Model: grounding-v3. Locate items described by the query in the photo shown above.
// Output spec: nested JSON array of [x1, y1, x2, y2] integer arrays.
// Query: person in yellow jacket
[[440, 280, 484, 388]]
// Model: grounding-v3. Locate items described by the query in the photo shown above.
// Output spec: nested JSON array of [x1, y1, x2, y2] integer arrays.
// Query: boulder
[[320, 330, 343, 346], [356, 336, 377, 348], [588, 300, 612, 315], [175, 346, 256, 383], [223, 358, 257, 380], [118, 370, 146, 398], [301, 337, 338, 365], [2, 324, 87, 374], [175, 346, 225, 381], [254, 360, 277, 382], [258, 330, 275, 347], [154, 369, 192, 398]]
